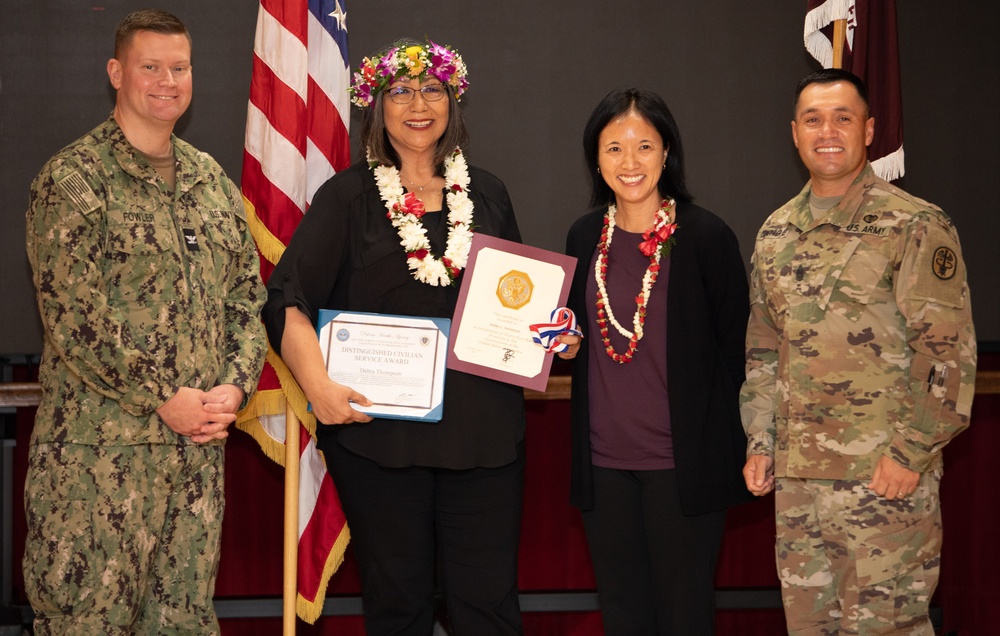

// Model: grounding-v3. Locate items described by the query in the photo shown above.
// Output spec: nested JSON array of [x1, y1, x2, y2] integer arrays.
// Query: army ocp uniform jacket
[[740, 163, 976, 480]]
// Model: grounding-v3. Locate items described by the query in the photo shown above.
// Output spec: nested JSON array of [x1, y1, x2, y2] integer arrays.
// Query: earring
[[597, 167, 601, 174]]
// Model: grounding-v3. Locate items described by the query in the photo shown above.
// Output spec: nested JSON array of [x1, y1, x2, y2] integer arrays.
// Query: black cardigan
[[565, 201, 753, 515]]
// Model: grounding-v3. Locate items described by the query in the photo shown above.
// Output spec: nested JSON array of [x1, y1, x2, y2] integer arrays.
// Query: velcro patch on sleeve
[[55, 171, 101, 214], [930, 246, 958, 281], [908, 221, 966, 308]]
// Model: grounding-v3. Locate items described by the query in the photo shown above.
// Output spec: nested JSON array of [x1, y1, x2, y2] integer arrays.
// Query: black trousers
[[582, 467, 727, 636], [326, 441, 525, 636]]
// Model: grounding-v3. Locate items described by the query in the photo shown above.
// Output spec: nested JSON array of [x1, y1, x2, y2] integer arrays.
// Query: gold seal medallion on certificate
[[448, 235, 576, 391], [496, 270, 533, 309]]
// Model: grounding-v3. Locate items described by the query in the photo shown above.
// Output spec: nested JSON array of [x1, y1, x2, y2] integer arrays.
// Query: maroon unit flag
[[805, 0, 904, 181]]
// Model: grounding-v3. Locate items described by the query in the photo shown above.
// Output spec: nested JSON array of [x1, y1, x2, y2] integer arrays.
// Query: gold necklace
[[401, 173, 435, 191]]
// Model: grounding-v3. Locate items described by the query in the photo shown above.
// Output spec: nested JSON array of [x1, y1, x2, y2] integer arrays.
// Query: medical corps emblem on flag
[[235, 0, 351, 624]]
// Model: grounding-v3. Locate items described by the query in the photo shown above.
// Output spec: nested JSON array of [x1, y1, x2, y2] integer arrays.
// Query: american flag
[[805, 0, 905, 181], [236, 0, 351, 623]]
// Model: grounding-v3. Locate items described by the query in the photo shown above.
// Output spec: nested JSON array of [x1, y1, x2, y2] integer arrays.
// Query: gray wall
[[2, 0, 997, 355]]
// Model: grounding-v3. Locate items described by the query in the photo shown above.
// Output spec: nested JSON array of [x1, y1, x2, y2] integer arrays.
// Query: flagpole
[[283, 402, 301, 635], [832, 18, 847, 68], [243, 2, 352, 624]]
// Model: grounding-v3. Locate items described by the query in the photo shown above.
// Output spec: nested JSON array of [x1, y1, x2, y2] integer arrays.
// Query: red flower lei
[[594, 198, 677, 364]]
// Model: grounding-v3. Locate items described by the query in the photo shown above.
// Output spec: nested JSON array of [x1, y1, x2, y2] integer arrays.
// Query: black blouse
[[263, 161, 526, 469]]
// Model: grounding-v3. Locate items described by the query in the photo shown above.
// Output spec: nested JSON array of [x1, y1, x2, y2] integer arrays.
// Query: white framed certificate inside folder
[[447, 234, 576, 391], [316, 310, 450, 422]]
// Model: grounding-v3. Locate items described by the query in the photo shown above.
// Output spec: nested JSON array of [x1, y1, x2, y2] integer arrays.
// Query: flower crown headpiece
[[350, 40, 470, 108]]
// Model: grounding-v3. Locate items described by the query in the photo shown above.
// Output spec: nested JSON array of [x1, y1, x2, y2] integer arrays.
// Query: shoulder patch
[[931, 246, 958, 280], [56, 171, 101, 214], [905, 219, 966, 308]]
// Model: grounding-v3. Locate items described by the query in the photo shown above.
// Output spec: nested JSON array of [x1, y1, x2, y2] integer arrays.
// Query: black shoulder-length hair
[[358, 38, 470, 173], [582, 87, 693, 208]]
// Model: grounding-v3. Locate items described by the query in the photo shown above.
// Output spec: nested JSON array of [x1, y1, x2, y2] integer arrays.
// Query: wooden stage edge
[[2, 371, 999, 408]]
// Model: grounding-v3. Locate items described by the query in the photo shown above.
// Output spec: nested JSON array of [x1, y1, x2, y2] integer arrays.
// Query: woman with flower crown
[[262, 39, 531, 635], [563, 88, 752, 635]]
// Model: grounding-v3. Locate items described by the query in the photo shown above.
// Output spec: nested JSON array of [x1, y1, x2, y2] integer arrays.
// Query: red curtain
[[10, 352, 998, 634]]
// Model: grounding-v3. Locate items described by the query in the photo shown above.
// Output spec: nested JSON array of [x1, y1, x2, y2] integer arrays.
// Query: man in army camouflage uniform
[[23, 9, 266, 635], [740, 68, 976, 635]]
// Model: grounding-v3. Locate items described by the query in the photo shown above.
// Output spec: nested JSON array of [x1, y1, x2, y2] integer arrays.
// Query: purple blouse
[[585, 226, 674, 470]]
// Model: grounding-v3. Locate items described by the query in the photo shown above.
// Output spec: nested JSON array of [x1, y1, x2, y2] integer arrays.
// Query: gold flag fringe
[[237, 190, 349, 624], [235, 347, 320, 465], [297, 525, 352, 624], [243, 194, 292, 269]]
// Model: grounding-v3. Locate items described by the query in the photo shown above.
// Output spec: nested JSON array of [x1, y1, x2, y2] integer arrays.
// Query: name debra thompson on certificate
[[317, 310, 450, 422]]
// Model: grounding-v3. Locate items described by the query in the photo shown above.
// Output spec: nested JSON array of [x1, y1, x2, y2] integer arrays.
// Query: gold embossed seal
[[496, 270, 533, 309]]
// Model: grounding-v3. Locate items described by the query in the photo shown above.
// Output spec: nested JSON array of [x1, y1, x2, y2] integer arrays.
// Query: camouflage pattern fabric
[[775, 471, 940, 635], [25, 116, 267, 446], [741, 163, 976, 479], [23, 442, 225, 635], [23, 116, 266, 632], [741, 163, 975, 633]]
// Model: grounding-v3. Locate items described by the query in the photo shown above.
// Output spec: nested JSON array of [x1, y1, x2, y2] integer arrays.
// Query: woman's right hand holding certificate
[[312, 378, 373, 425], [282, 307, 373, 424]]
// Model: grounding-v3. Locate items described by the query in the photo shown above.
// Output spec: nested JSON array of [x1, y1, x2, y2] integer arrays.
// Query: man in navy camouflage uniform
[[741, 69, 976, 635], [23, 9, 266, 635]]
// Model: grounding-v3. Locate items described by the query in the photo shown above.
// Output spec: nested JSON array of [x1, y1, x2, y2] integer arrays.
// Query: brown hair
[[114, 9, 191, 59]]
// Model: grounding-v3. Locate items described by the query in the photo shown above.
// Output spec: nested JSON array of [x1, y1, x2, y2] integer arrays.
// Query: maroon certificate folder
[[447, 234, 576, 391]]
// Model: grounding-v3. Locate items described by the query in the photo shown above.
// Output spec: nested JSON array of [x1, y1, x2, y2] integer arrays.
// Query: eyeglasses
[[385, 84, 448, 104]]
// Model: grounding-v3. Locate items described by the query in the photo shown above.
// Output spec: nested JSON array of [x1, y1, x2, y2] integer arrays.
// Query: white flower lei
[[370, 147, 474, 286]]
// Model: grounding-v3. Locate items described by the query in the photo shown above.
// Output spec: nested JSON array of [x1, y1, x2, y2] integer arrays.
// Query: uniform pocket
[[856, 509, 939, 585], [200, 215, 243, 296], [104, 219, 179, 303], [203, 214, 242, 253], [830, 245, 890, 308], [106, 219, 175, 256], [854, 510, 940, 627], [23, 446, 101, 615]]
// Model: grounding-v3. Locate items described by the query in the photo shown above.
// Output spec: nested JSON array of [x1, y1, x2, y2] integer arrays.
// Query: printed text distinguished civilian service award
[[317, 310, 449, 422]]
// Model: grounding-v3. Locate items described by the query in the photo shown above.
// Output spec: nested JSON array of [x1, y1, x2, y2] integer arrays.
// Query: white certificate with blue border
[[317, 310, 449, 422]]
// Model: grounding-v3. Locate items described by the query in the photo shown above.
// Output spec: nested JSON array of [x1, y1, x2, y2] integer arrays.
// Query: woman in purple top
[[563, 88, 752, 635]]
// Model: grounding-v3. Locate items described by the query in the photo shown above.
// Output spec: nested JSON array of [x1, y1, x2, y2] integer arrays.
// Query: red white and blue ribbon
[[530, 307, 582, 353]]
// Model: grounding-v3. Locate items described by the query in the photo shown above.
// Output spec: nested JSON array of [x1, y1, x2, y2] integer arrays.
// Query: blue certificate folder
[[315, 310, 450, 422]]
